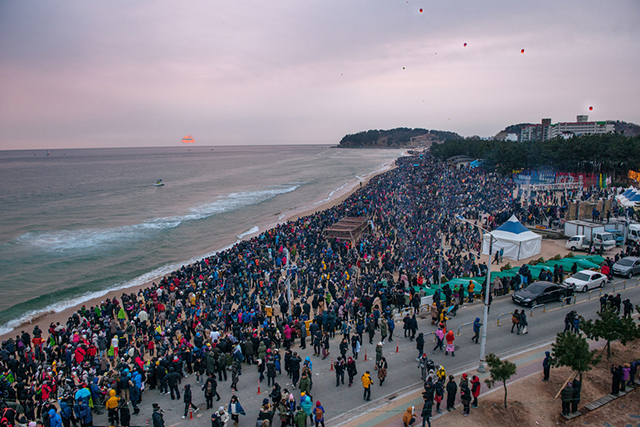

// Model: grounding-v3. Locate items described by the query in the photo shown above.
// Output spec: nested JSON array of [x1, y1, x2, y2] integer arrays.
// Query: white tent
[[615, 187, 640, 207], [482, 215, 542, 261]]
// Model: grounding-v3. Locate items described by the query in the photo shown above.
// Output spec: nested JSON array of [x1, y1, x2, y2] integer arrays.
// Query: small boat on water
[[154, 179, 164, 186]]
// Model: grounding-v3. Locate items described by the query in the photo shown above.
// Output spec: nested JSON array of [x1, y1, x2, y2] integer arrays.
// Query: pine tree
[[551, 331, 600, 374], [580, 308, 640, 359], [484, 353, 517, 408]]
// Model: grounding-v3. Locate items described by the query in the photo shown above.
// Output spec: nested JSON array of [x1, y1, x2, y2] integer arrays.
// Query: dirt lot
[[434, 339, 640, 427]]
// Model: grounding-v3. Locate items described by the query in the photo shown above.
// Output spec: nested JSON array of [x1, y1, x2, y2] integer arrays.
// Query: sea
[[0, 145, 404, 335]]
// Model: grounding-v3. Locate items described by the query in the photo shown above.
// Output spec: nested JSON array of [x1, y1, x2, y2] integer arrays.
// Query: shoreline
[[0, 155, 401, 343]]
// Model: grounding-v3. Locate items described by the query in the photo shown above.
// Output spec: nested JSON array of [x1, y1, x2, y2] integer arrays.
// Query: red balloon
[[521, 49, 525, 53], [589, 106, 593, 111], [419, 8, 423, 12], [463, 43, 467, 47]]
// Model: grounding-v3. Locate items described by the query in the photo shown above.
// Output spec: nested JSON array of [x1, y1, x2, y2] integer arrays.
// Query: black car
[[511, 281, 574, 307]]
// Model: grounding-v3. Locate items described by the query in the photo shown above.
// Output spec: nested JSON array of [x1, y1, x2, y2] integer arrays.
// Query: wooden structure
[[323, 217, 369, 243]]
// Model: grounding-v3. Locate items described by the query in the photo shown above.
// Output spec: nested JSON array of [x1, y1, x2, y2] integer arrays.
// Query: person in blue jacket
[[74, 400, 93, 427], [89, 379, 104, 415], [472, 318, 482, 344], [387, 317, 395, 342], [58, 398, 75, 427], [48, 408, 63, 427]]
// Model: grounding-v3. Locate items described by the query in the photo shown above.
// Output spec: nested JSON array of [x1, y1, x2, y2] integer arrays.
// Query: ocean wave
[[0, 240, 241, 336], [237, 226, 259, 239], [14, 186, 299, 252], [278, 182, 349, 220]]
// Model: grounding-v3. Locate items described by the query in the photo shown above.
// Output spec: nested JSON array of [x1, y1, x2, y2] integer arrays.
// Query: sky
[[1, 0, 639, 150]]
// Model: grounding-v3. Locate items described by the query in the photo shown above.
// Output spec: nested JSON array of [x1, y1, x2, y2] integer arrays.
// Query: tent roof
[[495, 215, 530, 234]]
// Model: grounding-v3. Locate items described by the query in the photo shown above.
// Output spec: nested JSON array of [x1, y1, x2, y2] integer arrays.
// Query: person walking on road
[[347, 357, 357, 387], [152, 403, 164, 427], [375, 342, 384, 365], [380, 317, 388, 343], [335, 356, 345, 387], [203, 374, 221, 409], [519, 310, 528, 334], [416, 333, 425, 358], [182, 384, 198, 418], [511, 311, 520, 334], [432, 327, 444, 353], [351, 334, 360, 360], [362, 371, 373, 401], [444, 330, 455, 357], [564, 311, 576, 333], [471, 318, 481, 344], [377, 357, 388, 386], [387, 316, 395, 342], [228, 395, 246, 427], [314, 401, 325, 427]]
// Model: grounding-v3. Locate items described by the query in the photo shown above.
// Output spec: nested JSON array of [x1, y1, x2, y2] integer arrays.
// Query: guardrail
[[497, 311, 512, 326], [530, 304, 546, 316], [561, 295, 576, 306], [456, 321, 474, 336], [401, 307, 414, 317], [588, 289, 602, 300]]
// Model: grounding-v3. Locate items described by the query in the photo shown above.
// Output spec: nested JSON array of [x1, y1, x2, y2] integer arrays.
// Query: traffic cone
[[396, 343, 399, 353], [330, 357, 334, 371], [364, 348, 367, 361], [146, 419, 149, 426], [189, 409, 193, 420], [257, 380, 261, 394]]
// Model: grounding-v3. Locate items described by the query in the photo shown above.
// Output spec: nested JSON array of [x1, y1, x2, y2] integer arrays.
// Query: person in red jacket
[[471, 375, 481, 408], [74, 345, 87, 364], [444, 331, 455, 357]]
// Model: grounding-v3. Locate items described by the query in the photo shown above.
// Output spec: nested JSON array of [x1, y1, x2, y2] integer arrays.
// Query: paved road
[[94, 276, 640, 426]]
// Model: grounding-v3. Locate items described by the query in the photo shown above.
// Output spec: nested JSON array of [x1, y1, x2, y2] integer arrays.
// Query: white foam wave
[[15, 186, 299, 252], [237, 226, 259, 239], [277, 182, 348, 221], [0, 240, 241, 336]]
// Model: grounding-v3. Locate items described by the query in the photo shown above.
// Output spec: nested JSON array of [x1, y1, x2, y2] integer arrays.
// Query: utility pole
[[455, 215, 495, 373], [284, 247, 294, 317]]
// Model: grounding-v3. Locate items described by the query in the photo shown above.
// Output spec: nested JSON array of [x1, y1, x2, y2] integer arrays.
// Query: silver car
[[612, 256, 640, 279]]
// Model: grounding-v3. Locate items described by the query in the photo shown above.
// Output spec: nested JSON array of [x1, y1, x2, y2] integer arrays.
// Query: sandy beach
[[0, 156, 400, 343]]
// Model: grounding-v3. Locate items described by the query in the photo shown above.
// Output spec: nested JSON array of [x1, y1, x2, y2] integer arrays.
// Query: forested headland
[[430, 133, 640, 176]]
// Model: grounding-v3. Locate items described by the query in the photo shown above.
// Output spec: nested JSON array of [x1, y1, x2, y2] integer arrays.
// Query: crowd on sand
[[2, 151, 627, 427]]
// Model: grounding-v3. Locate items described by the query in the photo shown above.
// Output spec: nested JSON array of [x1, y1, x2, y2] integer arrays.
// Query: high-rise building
[[520, 116, 613, 141]]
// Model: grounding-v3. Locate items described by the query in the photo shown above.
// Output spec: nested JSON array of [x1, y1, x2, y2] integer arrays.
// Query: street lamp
[[454, 215, 496, 373], [283, 248, 296, 317]]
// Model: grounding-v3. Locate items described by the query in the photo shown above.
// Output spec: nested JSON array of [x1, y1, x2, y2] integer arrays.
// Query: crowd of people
[[0, 151, 576, 427]]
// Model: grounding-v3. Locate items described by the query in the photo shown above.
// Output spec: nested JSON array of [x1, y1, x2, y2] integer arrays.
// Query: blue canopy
[[495, 215, 529, 234]]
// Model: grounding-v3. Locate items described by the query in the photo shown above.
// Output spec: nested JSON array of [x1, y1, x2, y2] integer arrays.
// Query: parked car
[[612, 256, 640, 279], [512, 281, 574, 307], [562, 270, 607, 292]]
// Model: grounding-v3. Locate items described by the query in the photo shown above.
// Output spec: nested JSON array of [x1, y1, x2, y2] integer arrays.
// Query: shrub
[[564, 252, 575, 258]]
